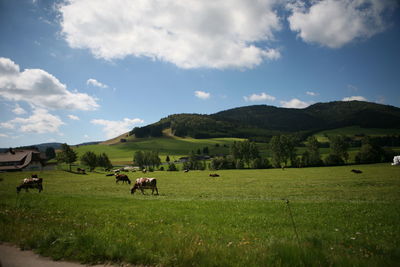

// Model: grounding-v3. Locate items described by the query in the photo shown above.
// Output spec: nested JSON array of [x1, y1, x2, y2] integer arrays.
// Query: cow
[[184, 169, 189, 173], [17, 177, 43, 193], [115, 174, 131, 184], [392, 156, 400, 166], [209, 173, 220, 177], [131, 177, 158, 195], [351, 169, 363, 174]]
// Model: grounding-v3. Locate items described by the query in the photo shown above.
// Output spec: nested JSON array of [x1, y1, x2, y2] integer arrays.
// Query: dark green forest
[[131, 101, 400, 139]]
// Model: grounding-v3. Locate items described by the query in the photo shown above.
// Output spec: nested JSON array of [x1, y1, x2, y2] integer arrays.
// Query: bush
[[167, 163, 178, 171], [324, 154, 345, 166], [250, 158, 271, 169], [210, 157, 235, 170]]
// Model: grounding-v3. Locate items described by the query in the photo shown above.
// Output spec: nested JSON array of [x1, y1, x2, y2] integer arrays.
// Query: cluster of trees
[[133, 150, 161, 170], [210, 141, 269, 170], [81, 151, 113, 171], [56, 144, 112, 171], [355, 137, 396, 164]]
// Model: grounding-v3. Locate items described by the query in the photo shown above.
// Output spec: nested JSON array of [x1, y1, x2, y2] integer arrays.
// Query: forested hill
[[130, 101, 400, 139]]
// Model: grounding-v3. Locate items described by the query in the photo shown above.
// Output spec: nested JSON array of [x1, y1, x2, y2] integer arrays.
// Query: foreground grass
[[0, 164, 399, 266]]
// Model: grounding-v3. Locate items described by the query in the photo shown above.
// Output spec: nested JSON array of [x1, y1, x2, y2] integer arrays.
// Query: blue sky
[[0, 0, 399, 147]]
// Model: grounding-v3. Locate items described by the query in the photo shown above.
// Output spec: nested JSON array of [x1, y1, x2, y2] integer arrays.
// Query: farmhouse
[[0, 149, 45, 172]]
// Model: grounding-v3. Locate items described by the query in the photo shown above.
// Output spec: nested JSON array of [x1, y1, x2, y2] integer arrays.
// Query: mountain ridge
[[130, 101, 400, 139]]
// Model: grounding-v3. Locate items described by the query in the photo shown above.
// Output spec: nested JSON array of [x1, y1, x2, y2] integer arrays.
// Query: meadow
[[75, 137, 242, 165], [0, 164, 399, 266]]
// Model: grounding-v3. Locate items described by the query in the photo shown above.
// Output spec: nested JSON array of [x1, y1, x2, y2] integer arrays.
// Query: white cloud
[[91, 118, 144, 139], [68, 114, 80, 120], [306, 91, 318, 96], [0, 108, 64, 134], [0, 57, 99, 110], [87, 78, 108, 88], [244, 92, 276, 102], [84, 134, 89, 139], [342, 96, 368, 101], [288, 0, 397, 48], [280, 98, 311, 108], [12, 104, 26, 115], [59, 0, 281, 69], [0, 133, 9, 138], [194, 91, 211, 100]]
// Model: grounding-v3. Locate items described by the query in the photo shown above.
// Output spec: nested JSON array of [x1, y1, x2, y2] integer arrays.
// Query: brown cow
[[131, 177, 158, 195], [115, 174, 131, 184], [17, 177, 43, 193], [209, 173, 220, 177]]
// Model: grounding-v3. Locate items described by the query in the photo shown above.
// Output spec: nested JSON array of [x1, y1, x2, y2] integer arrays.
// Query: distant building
[[0, 149, 45, 172]]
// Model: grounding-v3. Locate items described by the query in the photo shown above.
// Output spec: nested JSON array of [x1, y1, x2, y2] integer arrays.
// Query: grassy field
[[314, 126, 400, 142], [1, 164, 399, 266], [74, 137, 243, 165]]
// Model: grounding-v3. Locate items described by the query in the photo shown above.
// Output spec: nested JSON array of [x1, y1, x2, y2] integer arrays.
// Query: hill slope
[[130, 101, 400, 139]]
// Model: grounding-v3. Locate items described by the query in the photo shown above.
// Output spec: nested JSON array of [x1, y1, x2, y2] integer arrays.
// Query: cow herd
[[15, 173, 159, 196]]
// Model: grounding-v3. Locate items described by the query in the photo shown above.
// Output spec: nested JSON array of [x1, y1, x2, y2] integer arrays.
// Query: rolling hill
[[130, 101, 400, 139]]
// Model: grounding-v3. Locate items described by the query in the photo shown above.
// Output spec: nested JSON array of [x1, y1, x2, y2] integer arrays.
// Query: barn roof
[[0, 150, 41, 171]]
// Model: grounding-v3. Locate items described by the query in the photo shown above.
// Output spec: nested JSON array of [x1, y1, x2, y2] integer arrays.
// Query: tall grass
[[1, 164, 399, 266]]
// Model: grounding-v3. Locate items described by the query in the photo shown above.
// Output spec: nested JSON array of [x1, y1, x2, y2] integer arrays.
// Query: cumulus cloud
[[12, 104, 26, 115], [0, 57, 99, 110], [280, 98, 311, 108], [0, 108, 64, 134], [68, 114, 80, 120], [244, 92, 276, 102], [194, 91, 211, 100], [91, 118, 144, 139], [288, 0, 397, 48], [306, 91, 318, 96], [87, 78, 108, 88], [342, 96, 368, 101], [59, 0, 281, 69]]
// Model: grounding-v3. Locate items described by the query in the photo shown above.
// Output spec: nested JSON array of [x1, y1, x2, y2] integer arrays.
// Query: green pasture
[[314, 126, 400, 142], [1, 164, 400, 266], [75, 137, 243, 164]]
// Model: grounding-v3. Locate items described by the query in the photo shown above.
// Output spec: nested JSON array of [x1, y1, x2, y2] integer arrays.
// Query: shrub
[[324, 154, 345, 166], [167, 163, 178, 171]]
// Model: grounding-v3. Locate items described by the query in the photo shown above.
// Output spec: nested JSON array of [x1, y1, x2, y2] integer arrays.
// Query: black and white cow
[[17, 177, 43, 193]]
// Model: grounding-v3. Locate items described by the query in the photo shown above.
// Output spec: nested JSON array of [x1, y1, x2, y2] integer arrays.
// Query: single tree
[[56, 143, 77, 171], [269, 135, 297, 168], [328, 135, 349, 163], [98, 153, 113, 170]]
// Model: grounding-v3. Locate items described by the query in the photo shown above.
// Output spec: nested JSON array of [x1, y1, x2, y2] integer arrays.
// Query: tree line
[[56, 144, 112, 171]]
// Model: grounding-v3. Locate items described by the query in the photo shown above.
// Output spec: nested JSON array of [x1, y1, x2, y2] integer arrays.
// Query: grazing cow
[[184, 169, 189, 173], [351, 169, 363, 174], [392, 156, 400, 166], [115, 174, 131, 184], [131, 177, 158, 195], [209, 173, 220, 177], [142, 168, 147, 173], [17, 177, 43, 193]]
